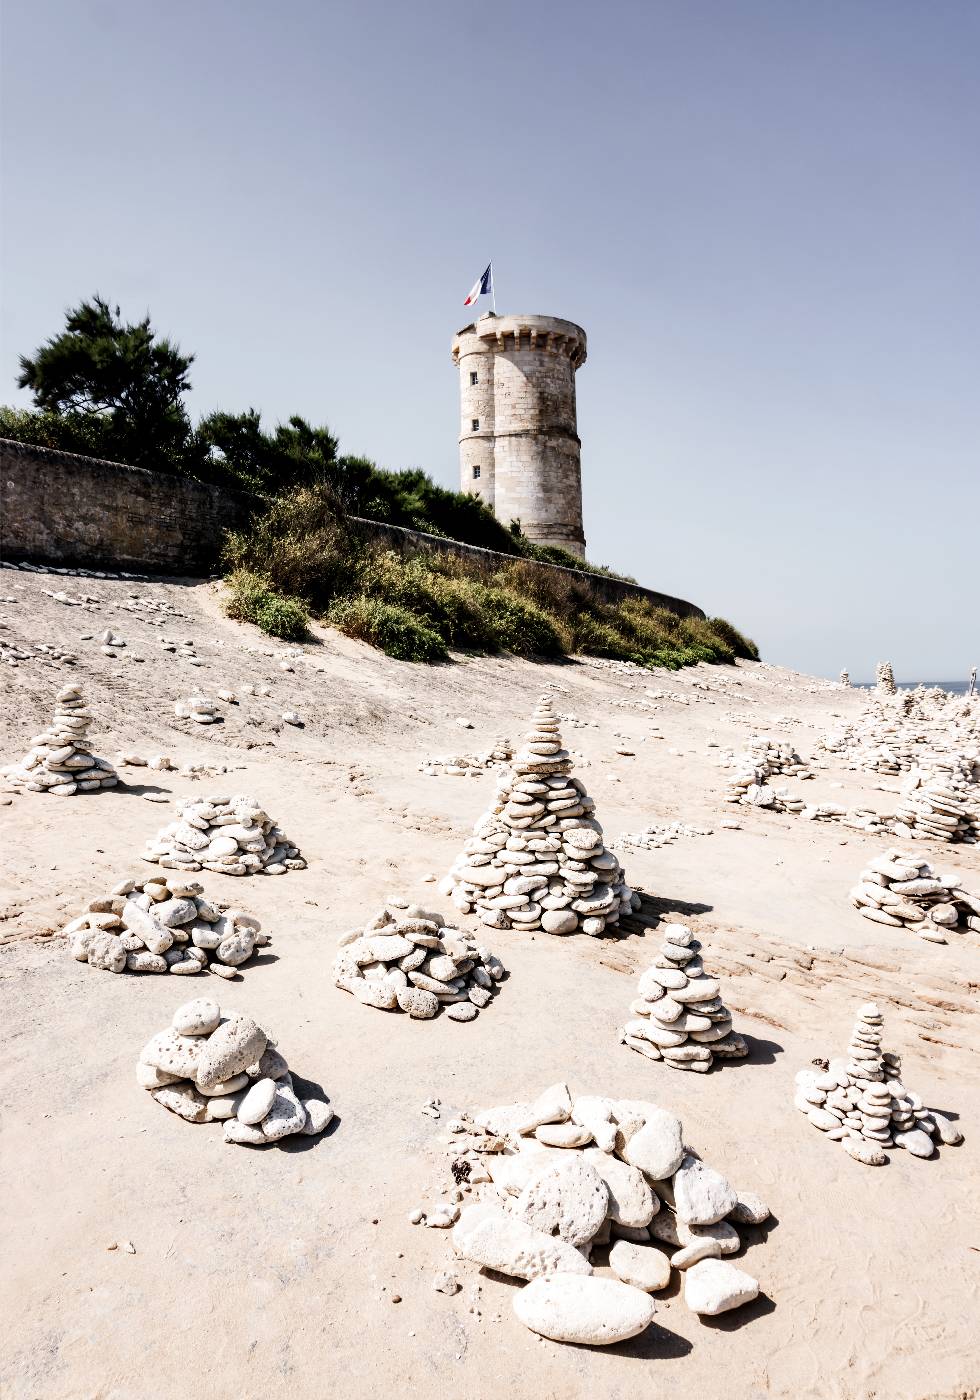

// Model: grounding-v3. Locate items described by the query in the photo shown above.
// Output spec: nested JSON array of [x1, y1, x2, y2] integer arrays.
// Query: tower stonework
[[452, 313, 587, 558]]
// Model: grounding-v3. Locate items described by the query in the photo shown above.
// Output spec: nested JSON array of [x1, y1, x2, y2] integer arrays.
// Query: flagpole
[[491, 262, 496, 315]]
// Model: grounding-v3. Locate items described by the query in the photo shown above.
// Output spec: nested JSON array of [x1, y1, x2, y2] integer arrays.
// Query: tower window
[[470, 371, 478, 385], [471, 418, 480, 431], [473, 466, 481, 479]]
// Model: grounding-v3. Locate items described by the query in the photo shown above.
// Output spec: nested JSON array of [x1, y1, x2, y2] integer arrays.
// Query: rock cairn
[[795, 1003, 963, 1165], [442, 695, 636, 936], [139, 1000, 332, 1144], [875, 661, 897, 695], [143, 794, 305, 875], [893, 773, 979, 844], [66, 874, 270, 977], [722, 737, 814, 809], [1, 685, 118, 795], [839, 670, 850, 686], [420, 739, 512, 778], [334, 903, 505, 1020], [849, 849, 980, 942], [621, 924, 747, 1071], [414, 1083, 770, 1342]]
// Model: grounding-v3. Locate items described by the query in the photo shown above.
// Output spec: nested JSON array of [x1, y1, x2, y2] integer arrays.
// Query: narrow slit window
[[471, 418, 480, 431], [469, 371, 478, 385], [473, 465, 481, 479]]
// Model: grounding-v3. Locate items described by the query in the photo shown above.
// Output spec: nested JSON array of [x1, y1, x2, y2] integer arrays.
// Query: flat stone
[[237, 1076, 278, 1125], [151, 1081, 208, 1123], [447, 1002, 478, 1022], [140, 1029, 206, 1078], [535, 1123, 593, 1148], [172, 998, 221, 1036], [583, 1147, 657, 1227], [517, 1156, 609, 1246], [513, 1275, 656, 1345], [196, 1014, 267, 1090], [842, 1136, 887, 1166], [223, 1117, 267, 1145], [452, 1203, 593, 1281], [893, 1128, 934, 1158], [396, 986, 439, 1018], [672, 1154, 738, 1225], [622, 1109, 685, 1181], [683, 1259, 759, 1316], [728, 1190, 770, 1226], [608, 1239, 671, 1292]]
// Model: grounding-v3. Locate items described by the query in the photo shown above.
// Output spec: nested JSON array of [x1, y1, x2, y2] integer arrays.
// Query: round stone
[[171, 998, 221, 1036], [237, 1076, 277, 1125], [446, 1002, 478, 1022]]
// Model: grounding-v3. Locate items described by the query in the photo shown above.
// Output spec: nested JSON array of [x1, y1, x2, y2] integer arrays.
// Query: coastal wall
[[0, 437, 704, 618]]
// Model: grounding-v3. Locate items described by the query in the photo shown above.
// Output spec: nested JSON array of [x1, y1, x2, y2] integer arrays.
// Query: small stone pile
[[143, 794, 305, 875], [442, 695, 636, 936], [875, 661, 897, 695], [174, 695, 221, 724], [621, 924, 747, 1070], [794, 1002, 963, 1165], [839, 670, 850, 686], [335, 904, 504, 1020], [66, 874, 270, 977], [138, 999, 332, 1144], [893, 774, 979, 844], [415, 1083, 770, 1343], [722, 737, 815, 809], [617, 820, 713, 851], [1, 685, 118, 795], [849, 849, 980, 942], [419, 739, 512, 778]]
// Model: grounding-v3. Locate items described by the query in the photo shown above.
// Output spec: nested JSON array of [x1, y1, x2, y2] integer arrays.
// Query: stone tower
[[452, 312, 587, 558]]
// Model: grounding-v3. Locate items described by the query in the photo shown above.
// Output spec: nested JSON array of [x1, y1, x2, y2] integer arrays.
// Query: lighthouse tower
[[451, 312, 588, 558]]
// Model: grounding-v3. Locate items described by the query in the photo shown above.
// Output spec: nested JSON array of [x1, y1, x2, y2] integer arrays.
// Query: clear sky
[[2, 0, 977, 679]]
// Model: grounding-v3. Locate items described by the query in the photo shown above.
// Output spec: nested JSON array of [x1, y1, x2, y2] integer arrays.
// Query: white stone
[[513, 1275, 656, 1345]]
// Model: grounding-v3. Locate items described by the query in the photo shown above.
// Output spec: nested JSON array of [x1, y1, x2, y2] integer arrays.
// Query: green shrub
[[707, 616, 759, 661], [223, 570, 312, 641], [327, 595, 448, 662]]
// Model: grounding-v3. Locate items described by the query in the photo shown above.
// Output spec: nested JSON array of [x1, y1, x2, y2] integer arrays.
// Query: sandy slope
[[0, 566, 977, 1400]]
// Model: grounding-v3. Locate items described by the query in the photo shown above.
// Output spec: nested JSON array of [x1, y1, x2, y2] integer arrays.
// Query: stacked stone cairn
[[620, 924, 747, 1071], [143, 794, 305, 875], [876, 661, 897, 695], [66, 874, 270, 977], [795, 1002, 963, 1165], [892, 772, 979, 844], [849, 849, 980, 942], [416, 1083, 769, 1343], [334, 904, 505, 1020], [1, 685, 118, 795], [722, 737, 814, 811], [839, 670, 850, 686], [138, 999, 332, 1144], [443, 695, 637, 936]]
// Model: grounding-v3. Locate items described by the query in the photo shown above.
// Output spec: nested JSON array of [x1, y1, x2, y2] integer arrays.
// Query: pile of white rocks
[[621, 924, 747, 1071], [417, 1083, 769, 1343], [876, 661, 897, 695], [174, 695, 222, 725], [66, 873, 270, 977], [617, 820, 713, 851], [849, 849, 980, 942], [334, 904, 504, 1020], [1, 685, 118, 795], [143, 794, 305, 875], [839, 670, 850, 686], [722, 737, 816, 811], [442, 695, 637, 936], [794, 1002, 963, 1165], [892, 773, 979, 845], [138, 999, 332, 1144], [419, 739, 512, 778]]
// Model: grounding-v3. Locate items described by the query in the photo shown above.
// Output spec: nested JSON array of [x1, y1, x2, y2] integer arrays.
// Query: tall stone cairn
[[1, 684, 118, 795], [875, 661, 897, 695], [839, 669, 850, 687], [443, 695, 637, 936]]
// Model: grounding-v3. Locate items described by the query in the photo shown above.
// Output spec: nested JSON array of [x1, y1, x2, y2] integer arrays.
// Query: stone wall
[[0, 437, 705, 618]]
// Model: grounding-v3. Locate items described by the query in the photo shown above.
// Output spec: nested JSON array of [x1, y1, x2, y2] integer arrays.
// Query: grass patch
[[221, 487, 759, 668], [223, 570, 312, 641]]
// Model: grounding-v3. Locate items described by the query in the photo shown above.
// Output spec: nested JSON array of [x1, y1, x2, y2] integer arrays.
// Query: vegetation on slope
[[222, 487, 759, 668]]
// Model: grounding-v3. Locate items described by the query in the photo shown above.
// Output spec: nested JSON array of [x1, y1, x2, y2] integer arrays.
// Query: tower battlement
[[452, 312, 588, 557]]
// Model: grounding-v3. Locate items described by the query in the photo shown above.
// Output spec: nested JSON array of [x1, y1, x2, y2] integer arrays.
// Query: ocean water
[[853, 680, 973, 696]]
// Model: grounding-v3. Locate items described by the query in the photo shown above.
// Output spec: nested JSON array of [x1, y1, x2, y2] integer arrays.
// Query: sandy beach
[[1, 566, 977, 1400]]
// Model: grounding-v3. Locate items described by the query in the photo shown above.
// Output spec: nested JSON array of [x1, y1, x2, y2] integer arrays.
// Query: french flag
[[464, 263, 493, 307]]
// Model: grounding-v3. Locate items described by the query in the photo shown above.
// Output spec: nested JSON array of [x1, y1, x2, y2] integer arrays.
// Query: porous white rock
[[452, 1204, 593, 1281], [513, 1275, 656, 1344]]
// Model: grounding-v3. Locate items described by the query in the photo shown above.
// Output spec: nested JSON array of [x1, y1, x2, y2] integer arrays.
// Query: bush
[[223, 570, 311, 641], [327, 594, 448, 662]]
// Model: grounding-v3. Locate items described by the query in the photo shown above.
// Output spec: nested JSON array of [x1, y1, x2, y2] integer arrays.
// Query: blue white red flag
[[464, 263, 493, 307]]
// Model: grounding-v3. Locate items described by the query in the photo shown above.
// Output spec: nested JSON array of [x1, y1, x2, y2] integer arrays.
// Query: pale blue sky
[[2, 1, 977, 678]]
